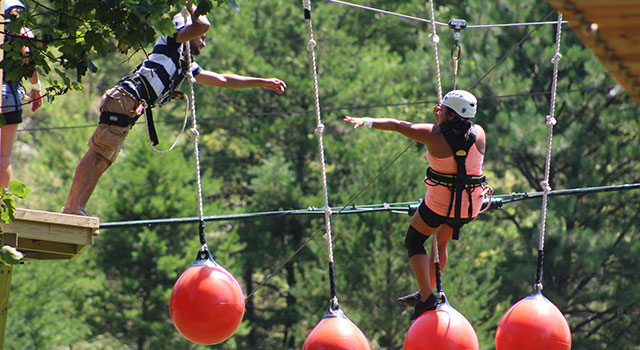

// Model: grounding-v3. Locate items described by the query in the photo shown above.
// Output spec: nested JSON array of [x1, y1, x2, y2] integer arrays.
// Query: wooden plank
[[20, 252, 72, 260], [16, 238, 78, 256], [0, 209, 99, 261], [13, 209, 99, 229], [0, 264, 12, 350], [0, 220, 93, 246], [580, 7, 640, 16], [1, 234, 17, 248], [559, 0, 640, 8]]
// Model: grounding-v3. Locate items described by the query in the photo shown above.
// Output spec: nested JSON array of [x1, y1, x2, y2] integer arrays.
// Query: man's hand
[[171, 90, 186, 100], [263, 78, 286, 94]]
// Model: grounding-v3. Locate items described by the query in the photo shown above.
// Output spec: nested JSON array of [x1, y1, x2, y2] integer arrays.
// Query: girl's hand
[[343, 115, 366, 128], [29, 90, 42, 112]]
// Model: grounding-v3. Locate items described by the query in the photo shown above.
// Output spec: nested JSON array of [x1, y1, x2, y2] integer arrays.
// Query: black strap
[[145, 107, 159, 146], [114, 75, 159, 146], [99, 112, 137, 128], [439, 123, 477, 240], [425, 167, 485, 188]]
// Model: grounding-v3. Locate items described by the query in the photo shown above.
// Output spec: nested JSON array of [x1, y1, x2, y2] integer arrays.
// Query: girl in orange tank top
[[344, 89, 487, 321]]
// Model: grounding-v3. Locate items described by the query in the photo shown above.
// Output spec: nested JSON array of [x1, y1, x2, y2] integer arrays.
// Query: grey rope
[[181, 8, 208, 250], [535, 13, 563, 291], [322, 0, 567, 28], [303, 0, 339, 308], [427, 0, 444, 300], [427, 0, 443, 103], [147, 96, 190, 154]]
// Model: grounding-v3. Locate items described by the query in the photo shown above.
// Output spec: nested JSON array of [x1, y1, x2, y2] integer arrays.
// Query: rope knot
[[540, 180, 552, 193], [545, 115, 557, 126], [551, 53, 563, 64], [330, 296, 339, 310], [534, 282, 543, 292], [307, 39, 317, 51], [189, 128, 200, 136], [315, 123, 325, 135], [429, 33, 440, 44], [322, 206, 332, 216]]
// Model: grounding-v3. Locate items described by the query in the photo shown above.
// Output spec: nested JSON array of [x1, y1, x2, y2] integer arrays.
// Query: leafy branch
[[0, 181, 32, 266]]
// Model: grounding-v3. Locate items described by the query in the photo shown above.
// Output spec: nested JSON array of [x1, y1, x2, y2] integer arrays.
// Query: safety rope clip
[[448, 19, 467, 61]]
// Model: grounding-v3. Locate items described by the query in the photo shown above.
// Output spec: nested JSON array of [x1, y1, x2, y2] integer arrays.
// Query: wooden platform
[[547, 0, 640, 105], [0, 208, 100, 260]]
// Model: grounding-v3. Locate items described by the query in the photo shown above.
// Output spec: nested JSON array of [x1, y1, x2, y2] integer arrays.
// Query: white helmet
[[442, 90, 477, 119], [4, 0, 25, 12], [172, 12, 192, 30]]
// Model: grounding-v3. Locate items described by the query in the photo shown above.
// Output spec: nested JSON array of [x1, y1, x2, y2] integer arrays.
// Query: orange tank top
[[425, 143, 484, 218]]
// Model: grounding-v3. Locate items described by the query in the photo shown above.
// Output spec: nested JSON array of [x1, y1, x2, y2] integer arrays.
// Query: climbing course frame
[[547, 0, 640, 105]]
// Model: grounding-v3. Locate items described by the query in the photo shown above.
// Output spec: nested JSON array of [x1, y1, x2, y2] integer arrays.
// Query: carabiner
[[451, 42, 462, 61]]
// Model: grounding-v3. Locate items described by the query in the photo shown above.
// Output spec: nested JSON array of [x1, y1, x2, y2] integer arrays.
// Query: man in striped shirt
[[62, 6, 286, 216]]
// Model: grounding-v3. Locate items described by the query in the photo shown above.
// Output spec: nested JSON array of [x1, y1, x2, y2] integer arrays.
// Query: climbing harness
[[104, 28, 194, 152], [425, 124, 488, 240]]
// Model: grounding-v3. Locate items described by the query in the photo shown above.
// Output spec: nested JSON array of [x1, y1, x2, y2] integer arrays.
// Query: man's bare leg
[[63, 148, 112, 215]]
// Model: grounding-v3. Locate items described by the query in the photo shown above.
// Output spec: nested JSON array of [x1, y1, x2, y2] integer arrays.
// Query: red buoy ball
[[495, 292, 571, 350], [170, 258, 245, 345], [303, 304, 371, 350], [404, 303, 479, 350]]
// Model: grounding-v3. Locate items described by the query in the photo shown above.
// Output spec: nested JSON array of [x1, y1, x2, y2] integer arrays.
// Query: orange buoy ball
[[495, 291, 571, 350], [170, 252, 245, 345], [303, 303, 371, 350], [404, 301, 479, 350]]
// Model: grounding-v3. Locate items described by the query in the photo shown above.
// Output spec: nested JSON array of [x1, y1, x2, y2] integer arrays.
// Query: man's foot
[[397, 291, 421, 307], [409, 293, 438, 321], [61, 207, 90, 216]]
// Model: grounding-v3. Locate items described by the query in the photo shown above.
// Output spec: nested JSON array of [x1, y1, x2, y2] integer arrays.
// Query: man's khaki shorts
[[88, 86, 140, 162]]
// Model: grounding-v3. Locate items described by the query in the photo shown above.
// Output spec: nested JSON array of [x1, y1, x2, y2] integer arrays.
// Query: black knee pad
[[405, 226, 427, 258]]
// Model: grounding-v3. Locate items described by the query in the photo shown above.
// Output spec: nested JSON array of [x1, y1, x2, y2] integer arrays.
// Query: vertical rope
[[535, 13, 563, 291], [427, 0, 443, 102], [427, 0, 444, 300], [181, 9, 208, 250], [303, 0, 338, 307]]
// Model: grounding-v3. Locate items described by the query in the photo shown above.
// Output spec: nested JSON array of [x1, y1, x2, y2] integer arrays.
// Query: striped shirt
[[121, 33, 203, 106]]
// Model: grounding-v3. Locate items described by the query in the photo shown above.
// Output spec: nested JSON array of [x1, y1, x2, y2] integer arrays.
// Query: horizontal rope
[[323, 0, 567, 28], [99, 183, 640, 229], [18, 87, 610, 133]]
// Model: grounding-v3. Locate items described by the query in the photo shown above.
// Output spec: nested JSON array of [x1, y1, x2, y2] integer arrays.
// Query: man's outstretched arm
[[195, 70, 286, 94]]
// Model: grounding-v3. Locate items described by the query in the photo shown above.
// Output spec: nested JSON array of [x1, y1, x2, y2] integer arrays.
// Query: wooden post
[[1, 0, 7, 346], [0, 264, 11, 349]]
